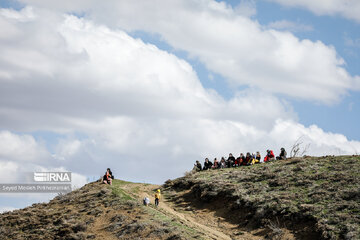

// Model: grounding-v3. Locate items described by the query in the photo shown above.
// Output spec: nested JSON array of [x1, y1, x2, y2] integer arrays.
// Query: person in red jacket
[[264, 149, 275, 162]]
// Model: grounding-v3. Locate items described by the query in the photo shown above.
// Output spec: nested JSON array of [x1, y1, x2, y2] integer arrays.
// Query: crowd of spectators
[[193, 148, 287, 171]]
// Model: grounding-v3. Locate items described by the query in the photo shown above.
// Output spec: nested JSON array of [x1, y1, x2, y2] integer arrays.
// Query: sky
[[0, 0, 359, 212]]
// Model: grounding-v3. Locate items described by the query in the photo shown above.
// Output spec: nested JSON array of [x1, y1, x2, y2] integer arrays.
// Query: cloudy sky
[[0, 0, 359, 211]]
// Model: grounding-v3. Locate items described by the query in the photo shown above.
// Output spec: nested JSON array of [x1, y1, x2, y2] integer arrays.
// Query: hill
[[0, 155, 359, 239], [164, 155, 360, 239], [0, 180, 203, 240]]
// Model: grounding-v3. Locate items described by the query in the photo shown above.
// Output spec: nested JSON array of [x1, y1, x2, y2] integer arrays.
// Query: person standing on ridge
[[155, 189, 161, 207]]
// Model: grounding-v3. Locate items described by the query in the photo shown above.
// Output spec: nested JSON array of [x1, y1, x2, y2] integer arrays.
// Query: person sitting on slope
[[220, 157, 226, 168], [212, 158, 220, 169], [245, 152, 254, 165], [103, 168, 114, 185], [227, 153, 236, 167], [203, 158, 213, 170], [155, 189, 161, 207], [254, 151, 261, 164], [238, 153, 246, 166], [276, 148, 287, 160], [193, 160, 202, 172], [264, 149, 275, 162]]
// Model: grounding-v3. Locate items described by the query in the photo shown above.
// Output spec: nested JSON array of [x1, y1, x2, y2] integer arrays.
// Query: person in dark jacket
[[227, 153, 236, 167], [255, 151, 261, 164], [203, 158, 213, 170], [277, 148, 287, 160], [245, 152, 253, 165], [193, 160, 202, 172], [103, 168, 114, 185], [237, 153, 246, 166]]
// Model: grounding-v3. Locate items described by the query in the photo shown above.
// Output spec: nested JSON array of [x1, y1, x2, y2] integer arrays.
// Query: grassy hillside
[[164, 155, 360, 240], [0, 155, 358, 240], [0, 180, 202, 240]]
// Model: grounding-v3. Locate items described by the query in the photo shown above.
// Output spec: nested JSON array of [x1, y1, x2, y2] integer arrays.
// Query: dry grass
[[164, 155, 360, 240]]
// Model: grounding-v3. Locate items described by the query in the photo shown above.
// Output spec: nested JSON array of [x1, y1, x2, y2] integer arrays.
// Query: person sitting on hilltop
[[234, 155, 239, 167], [212, 158, 220, 169], [227, 153, 236, 167], [255, 151, 261, 164], [193, 160, 202, 172], [220, 157, 226, 168], [245, 152, 254, 165], [238, 153, 246, 166], [277, 148, 287, 160], [264, 149, 275, 162], [103, 168, 114, 185], [203, 158, 213, 170], [155, 189, 161, 207]]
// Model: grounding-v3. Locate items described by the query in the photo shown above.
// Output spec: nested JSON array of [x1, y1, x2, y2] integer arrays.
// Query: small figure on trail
[[193, 160, 202, 172], [103, 168, 114, 185], [212, 158, 220, 169], [155, 189, 161, 207], [255, 151, 261, 164], [264, 150, 275, 162], [203, 158, 213, 170], [227, 153, 236, 167], [277, 148, 287, 160], [220, 157, 226, 168], [143, 196, 150, 206]]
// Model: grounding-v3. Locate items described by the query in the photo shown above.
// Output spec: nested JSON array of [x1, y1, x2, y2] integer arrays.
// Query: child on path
[[155, 189, 161, 207]]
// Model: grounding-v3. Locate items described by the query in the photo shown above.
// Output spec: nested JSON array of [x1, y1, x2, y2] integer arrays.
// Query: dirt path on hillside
[[123, 183, 262, 240]]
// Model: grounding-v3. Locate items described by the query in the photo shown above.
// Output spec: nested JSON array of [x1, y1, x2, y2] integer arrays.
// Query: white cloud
[[234, 0, 257, 17], [0, 5, 359, 188], [266, 20, 314, 32], [270, 119, 360, 156], [0, 131, 50, 163], [16, 0, 360, 104], [53, 139, 82, 161], [268, 0, 360, 23]]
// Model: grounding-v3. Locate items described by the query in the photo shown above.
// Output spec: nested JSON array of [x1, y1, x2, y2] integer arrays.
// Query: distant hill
[[0, 155, 359, 239]]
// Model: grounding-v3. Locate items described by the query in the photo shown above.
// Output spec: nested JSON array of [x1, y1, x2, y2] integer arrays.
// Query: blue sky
[[0, 0, 360, 211], [256, 1, 360, 140], [129, 0, 360, 140]]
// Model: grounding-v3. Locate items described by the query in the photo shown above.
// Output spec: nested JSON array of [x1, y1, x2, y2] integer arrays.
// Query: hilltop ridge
[[0, 155, 359, 240], [164, 155, 360, 239]]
